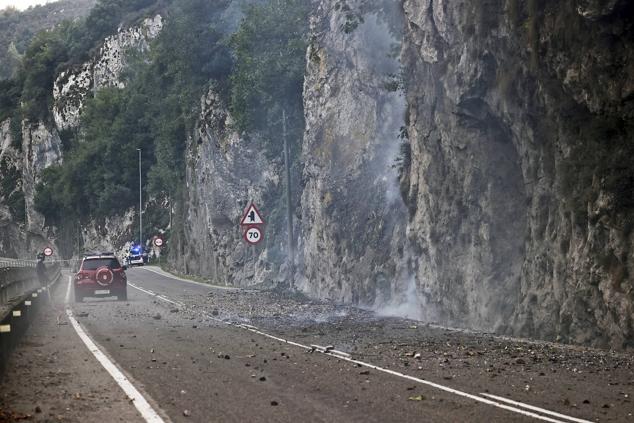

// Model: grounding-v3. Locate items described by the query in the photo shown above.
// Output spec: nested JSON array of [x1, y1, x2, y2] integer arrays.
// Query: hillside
[[0, 0, 97, 80]]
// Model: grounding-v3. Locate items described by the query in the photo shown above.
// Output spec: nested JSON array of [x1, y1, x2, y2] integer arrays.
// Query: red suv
[[74, 253, 127, 302]]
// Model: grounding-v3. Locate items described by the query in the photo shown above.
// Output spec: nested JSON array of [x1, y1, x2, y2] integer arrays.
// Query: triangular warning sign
[[240, 203, 264, 225]]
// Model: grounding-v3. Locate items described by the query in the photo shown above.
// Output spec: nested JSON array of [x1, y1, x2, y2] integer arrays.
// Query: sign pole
[[282, 109, 295, 289]]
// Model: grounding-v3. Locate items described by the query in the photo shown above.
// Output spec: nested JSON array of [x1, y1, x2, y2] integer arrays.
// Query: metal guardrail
[[0, 260, 61, 307], [0, 257, 79, 269], [0, 258, 36, 268], [0, 264, 62, 378]]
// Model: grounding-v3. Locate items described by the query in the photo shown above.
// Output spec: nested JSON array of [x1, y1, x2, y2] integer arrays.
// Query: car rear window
[[81, 258, 121, 270]]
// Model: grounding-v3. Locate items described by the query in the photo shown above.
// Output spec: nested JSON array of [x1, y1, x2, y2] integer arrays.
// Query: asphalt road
[[2, 267, 633, 422]]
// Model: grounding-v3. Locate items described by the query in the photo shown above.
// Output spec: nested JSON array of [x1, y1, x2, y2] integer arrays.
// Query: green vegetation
[[0, 0, 310, 255], [0, 0, 96, 81], [34, 0, 233, 226], [229, 0, 309, 156]]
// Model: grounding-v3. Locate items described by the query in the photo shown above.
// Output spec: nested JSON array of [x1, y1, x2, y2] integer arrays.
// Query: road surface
[[1, 267, 632, 422]]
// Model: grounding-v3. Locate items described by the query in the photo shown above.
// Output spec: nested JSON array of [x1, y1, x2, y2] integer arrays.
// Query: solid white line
[[66, 309, 166, 423], [480, 393, 593, 423], [128, 276, 588, 422], [64, 276, 166, 423]]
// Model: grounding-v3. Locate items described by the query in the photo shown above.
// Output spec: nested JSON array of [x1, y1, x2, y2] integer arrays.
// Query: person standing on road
[[36, 253, 48, 287]]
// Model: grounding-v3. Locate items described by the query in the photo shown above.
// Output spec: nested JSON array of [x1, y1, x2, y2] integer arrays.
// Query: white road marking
[[480, 393, 593, 423], [128, 283, 183, 307], [132, 274, 592, 423], [65, 275, 72, 304], [64, 278, 167, 423]]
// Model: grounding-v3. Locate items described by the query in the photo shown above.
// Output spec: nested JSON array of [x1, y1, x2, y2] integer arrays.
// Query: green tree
[[230, 0, 309, 154]]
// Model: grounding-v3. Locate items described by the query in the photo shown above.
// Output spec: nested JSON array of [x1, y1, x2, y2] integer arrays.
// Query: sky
[[0, 0, 54, 11]]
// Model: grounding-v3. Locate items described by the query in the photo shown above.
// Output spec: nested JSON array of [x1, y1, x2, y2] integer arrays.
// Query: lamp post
[[137, 148, 142, 248]]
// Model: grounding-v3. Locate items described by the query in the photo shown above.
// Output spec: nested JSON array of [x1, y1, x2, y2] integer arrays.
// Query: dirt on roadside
[[0, 282, 143, 423]]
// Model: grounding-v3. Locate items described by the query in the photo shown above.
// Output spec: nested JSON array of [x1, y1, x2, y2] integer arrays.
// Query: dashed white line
[[65, 275, 72, 304], [130, 277, 591, 423]]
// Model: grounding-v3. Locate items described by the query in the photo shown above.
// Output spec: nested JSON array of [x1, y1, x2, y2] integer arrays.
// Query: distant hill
[[0, 0, 97, 80]]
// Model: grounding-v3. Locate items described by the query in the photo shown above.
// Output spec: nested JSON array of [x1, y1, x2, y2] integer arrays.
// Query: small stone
[[170, 308, 179, 313], [35, 406, 42, 413], [183, 409, 191, 417], [359, 370, 370, 375], [602, 404, 610, 409], [212, 309, 219, 316], [224, 354, 230, 360], [153, 314, 162, 320], [259, 376, 267, 381], [270, 401, 278, 406]]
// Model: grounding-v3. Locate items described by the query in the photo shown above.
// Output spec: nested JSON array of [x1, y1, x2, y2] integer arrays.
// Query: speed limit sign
[[43, 247, 53, 256], [154, 237, 164, 247], [243, 226, 263, 245]]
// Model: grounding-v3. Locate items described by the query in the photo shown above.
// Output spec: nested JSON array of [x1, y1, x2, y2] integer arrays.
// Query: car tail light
[[74, 272, 87, 281]]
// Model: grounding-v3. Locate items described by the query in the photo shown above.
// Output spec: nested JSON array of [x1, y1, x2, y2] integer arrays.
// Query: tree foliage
[[20, 0, 310, 248], [230, 0, 309, 154]]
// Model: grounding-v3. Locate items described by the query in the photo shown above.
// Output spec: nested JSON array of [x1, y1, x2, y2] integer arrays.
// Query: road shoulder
[[0, 279, 144, 422]]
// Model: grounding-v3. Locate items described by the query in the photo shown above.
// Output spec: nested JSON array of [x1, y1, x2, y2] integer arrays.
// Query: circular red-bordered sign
[[43, 247, 53, 256], [154, 237, 164, 247], [243, 226, 263, 245]]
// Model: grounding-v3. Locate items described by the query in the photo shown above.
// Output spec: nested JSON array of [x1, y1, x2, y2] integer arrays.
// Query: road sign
[[43, 247, 53, 256], [154, 237, 164, 247], [240, 203, 265, 226], [243, 226, 263, 245]]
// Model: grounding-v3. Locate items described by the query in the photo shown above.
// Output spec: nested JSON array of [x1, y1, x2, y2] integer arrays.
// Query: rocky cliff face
[[299, 0, 412, 309], [0, 119, 62, 257], [53, 15, 163, 130], [398, 0, 634, 348], [172, 88, 283, 287], [296, 0, 633, 349]]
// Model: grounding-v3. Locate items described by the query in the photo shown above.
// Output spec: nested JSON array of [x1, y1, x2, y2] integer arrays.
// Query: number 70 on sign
[[243, 226, 263, 245]]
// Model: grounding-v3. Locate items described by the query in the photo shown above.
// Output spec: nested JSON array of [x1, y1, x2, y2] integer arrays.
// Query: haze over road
[[1, 267, 632, 422]]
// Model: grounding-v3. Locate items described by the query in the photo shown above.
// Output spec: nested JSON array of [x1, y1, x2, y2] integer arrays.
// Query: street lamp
[[137, 148, 142, 248]]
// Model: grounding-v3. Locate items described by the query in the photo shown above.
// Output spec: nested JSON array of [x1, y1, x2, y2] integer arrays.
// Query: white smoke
[[374, 274, 423, 320]]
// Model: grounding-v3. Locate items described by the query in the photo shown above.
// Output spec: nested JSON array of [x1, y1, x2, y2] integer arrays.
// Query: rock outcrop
[[172, 88, 282, 286], [299, 0, 410, 307], [399, 0, 633, 348], [53, 15, 163, 130]]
